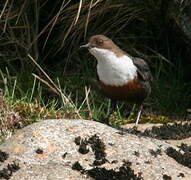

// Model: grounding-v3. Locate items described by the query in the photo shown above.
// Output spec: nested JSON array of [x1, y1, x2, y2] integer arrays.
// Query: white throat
[[89, 47, 137, 86]]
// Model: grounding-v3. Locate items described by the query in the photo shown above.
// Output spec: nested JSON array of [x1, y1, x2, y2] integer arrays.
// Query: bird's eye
[[97, 39, 103, 45]]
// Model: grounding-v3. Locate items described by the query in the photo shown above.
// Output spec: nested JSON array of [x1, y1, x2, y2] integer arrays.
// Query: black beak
[[80, 44, 90, 49]]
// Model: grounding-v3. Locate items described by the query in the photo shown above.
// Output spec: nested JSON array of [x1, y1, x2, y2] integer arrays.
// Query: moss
[[141, 123, 191, 140], [124, 122, 191, 140], [74, 135, 107, 166], [119, 126, 140, 135], [0, 150, 9, 163], [13, 101, 66, 124], [141, 115, 173, 124], [72, 161, 83, 171], [72, 160, 143, 180], [74, 136, 81, 145], [178, 143, 191, 153], [74, 136, 89, 154], [87, 161, 143, 180], [0, 168, 10, 180], [0, 161, 20, 180], [73, 135, 143, 179], [88, 135, 107, 166], [177, 173, 185, 178], [133, 151, 140, 157], [79, 140, 89, 155], [149, 149, 162, 157], [35, 148, 43, 154], [144, 160, 151, 164], [7, 161, 20, 172], [62, 152, 68, 159], [163, 174, 172, 180], [111, 160, 118, 164], [166, 147, 191, 169]]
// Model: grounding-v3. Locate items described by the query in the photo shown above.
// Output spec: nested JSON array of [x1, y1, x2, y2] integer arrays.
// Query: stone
[[0, 119, 191, 180]]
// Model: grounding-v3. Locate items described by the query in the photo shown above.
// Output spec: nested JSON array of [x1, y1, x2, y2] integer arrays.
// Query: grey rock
[[0, 119, 191, 180]]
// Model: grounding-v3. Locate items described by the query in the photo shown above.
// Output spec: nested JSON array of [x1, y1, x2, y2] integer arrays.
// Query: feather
[[132, 57, 153, 82]]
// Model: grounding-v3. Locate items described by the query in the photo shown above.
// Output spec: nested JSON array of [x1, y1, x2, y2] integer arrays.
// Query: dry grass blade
[[84, 0, 93, 37], [32, 73, 60, 96], [74, 0, 83, 25], [42, 0, 70, 50], [15, 0, 27, 24], [56, 79, 82, 119], [85, 86, 92, 119], [77, 86, 91, 117], [144, 47, 175, 66], [0, 0, 9, 20], [92, 0, 104, 7], [28, 18, 55, 51], [28, 54, 61, 95], [57, 21, 74, 53], [3, 0, 14, 32], [28, 54, 82, 119]]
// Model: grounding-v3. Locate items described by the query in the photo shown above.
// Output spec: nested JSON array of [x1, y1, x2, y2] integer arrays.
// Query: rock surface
[[0, 119, 191, 180]]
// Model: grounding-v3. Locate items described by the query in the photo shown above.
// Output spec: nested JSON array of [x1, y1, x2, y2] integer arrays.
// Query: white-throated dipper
[[80, 35, 152, 126]]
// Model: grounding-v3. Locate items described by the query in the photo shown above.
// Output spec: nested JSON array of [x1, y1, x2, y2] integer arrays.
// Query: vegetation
[[0, 0, 191, 142]]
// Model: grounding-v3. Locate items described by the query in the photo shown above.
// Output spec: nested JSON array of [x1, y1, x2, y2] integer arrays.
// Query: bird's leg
[[135, 104, 143, 126], [103, 100, 117, 124]]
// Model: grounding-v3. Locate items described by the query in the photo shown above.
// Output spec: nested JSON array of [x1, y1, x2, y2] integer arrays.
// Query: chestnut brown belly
[[100, 79, 149, 103]]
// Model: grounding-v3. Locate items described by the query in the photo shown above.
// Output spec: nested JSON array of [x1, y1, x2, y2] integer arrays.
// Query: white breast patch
[[89, 48, 137, 86]]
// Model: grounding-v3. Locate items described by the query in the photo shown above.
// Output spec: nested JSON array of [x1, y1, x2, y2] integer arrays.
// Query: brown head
[[80, 35, 125, 57]]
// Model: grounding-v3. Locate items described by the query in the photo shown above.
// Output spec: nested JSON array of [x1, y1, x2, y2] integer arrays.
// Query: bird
[[80, 35, 152, 126]]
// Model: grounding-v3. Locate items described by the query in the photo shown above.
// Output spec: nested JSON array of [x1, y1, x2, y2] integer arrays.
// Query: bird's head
[[80, 35, 124, 60]]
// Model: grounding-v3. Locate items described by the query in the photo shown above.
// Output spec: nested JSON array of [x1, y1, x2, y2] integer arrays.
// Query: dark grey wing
[[132, 57, 152, 82]]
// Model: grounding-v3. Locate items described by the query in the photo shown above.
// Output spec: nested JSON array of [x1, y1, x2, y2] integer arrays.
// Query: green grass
[[1, 0, 191, 143], [1, 53, 190, 127]]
